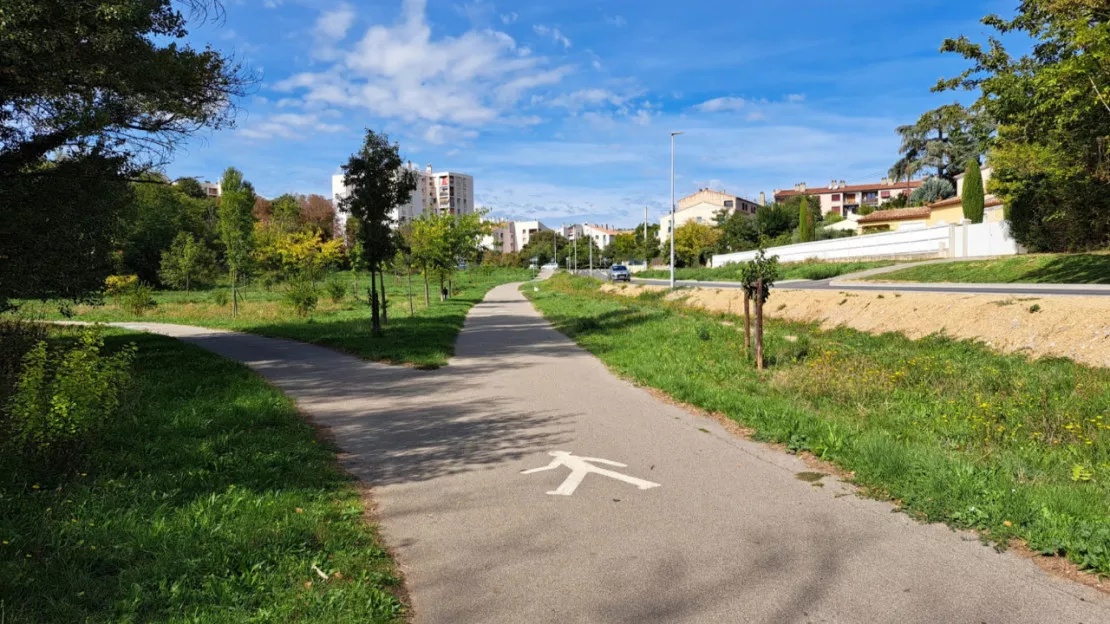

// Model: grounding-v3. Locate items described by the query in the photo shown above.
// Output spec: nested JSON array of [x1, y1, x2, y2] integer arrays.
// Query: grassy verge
[[0, 329, 404, 622], [31, 268, 531, 369], [865, 253, 1110, 284], [639, 259, 896, 282], [526, 274, 1110, 577]]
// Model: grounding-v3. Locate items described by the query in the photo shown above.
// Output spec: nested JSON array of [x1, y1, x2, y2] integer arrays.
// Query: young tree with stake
[[339, 130, 416, 336], [217, 167, 256, 317]]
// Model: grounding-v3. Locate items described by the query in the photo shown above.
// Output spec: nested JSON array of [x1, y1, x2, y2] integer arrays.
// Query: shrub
[[3, 329, 136, 458], [124, 282, 158, 316], [283, 280, 319, 317], [325, 277, 347, 303], [1, 317, 49, 401], [908, 177, 956, 205], [105, 274, 138, 305], [211, 289, 230, 306]]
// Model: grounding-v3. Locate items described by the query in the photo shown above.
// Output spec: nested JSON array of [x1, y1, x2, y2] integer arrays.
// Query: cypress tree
[[962, 159, 985, 223], [797, 196, 815, 242]]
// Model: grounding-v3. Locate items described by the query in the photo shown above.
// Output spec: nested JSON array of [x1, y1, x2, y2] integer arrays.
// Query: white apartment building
[[332, 162, 475, 237], [773, 178, 923, 216], [513, 221, 551, 252], [199, 180, 221, 198], [582, 223, 624, 249], [659, 188, 759, 243]]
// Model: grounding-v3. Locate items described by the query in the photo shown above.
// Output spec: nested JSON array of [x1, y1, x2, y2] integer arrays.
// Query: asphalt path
[[634, 276, 1110, 297], [108, 285, 1110, 623]]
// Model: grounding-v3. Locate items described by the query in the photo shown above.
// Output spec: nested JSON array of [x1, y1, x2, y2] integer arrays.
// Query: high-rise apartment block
[[332, 162, 475, 236]]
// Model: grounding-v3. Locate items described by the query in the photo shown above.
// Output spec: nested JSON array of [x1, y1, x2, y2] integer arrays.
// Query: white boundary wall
[[710, 221, 1022, 268]]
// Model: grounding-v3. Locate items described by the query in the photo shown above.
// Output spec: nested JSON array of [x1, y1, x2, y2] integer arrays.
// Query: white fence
[[710, 221, 1022, 268]]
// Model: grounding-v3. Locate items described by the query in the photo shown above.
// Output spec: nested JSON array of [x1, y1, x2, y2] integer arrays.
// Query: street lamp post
[[669, 131, 684, 290]]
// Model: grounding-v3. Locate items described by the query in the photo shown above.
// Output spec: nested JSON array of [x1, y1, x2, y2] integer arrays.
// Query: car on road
[[609, 264, 631, 282]]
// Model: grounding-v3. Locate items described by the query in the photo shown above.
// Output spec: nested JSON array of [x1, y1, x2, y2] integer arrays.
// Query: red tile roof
[[928, 195, 1004, 209], [856, 206, 932, 224], [775, 180, 922, 199]]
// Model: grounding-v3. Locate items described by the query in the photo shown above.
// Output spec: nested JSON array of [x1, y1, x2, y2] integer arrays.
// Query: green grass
[[639, 260, 897, 282], [0, 329, 404, 622], [526, 274, 1110, 577], [865, 253, 1110, 284], [30, 268, 531, 369]]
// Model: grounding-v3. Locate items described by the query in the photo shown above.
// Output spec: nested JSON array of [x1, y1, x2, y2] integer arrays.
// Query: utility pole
[[589, 233, 593, 273], [555, 224, 560, 270], [644, 205, 649, 268], [573, 228, 578, 274], [670, 131, 684, 290]]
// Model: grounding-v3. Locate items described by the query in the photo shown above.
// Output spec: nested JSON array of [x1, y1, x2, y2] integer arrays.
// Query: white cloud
[[746, 110, 766, 121], [692, 96, 747, 113], [274, 0, 574, 130], [604, 15, 627, 27], [237, 112, 346, 140], [500, 12, 518, 24], [548, 88, 627, 111], [786, 93, 806, 103], [533, 24, 572, 49], [315, 3, 356, 39], [423, 124, 479, 145]]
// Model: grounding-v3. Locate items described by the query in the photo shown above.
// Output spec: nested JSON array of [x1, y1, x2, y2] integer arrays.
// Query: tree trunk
[[744, 292, 751, 356], [369, 266, 381, 336], [231, 273, 239, 318], [754, 278, 764, 371], [379, 268, 388, 325], [185, 272, 190, 295], [352, 270, 359, 300], [423, 271, 430, 306], [440, 275, 446, 301], [407, 270, 415, 318]]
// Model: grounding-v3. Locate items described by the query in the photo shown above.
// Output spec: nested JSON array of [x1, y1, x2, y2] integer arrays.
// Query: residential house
[[659, 188, 759, 243], [774, 178, 923, 216], [855, 168, 1005, 234]]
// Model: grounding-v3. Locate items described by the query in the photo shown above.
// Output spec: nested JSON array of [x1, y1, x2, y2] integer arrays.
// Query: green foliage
[[518, 229, 570, 266], [2, 329, 135, 458], [673, 221, 721, 267], [0, 332, 404, 621], [908, 177, 956, 205], [889, 103, 994, 184], [123, 177, 211, 284], [604, 233, 640, 262], [325, 276, 348, 303], [864, 253, 1110, 285], [797, 196, 815, 242], [935, 1, 1110, 250], [0, 0, 245, 309], [217, 168, 256, 315], [270, 194, 304, 233], [210, 289, 230, 307], [741, 246, 781, 304], [641, 260, 895, 282], [159, 232, 218, 292], [715, 206, 760, 253], [282, 280, 319, 317], [104, 275, 139, 305], [962, 159, 986, 223], [123, 283, 158, 317]]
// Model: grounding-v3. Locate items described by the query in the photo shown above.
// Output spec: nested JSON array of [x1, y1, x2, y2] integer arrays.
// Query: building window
[[696, 216, 704, 224], [724, 200, 734, 208], [831, 194, 841, 202], [881, 191, 891, 199]]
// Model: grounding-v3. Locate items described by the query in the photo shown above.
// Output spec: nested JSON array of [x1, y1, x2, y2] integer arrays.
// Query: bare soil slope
[[602, 284, 1110, 369]]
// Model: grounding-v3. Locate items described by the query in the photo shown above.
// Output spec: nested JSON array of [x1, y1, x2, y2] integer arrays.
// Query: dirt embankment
[[601, 284, 1110, 369]]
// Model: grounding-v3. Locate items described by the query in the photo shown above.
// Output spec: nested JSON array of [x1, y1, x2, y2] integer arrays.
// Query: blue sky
[[169, 0, 1011, 227]]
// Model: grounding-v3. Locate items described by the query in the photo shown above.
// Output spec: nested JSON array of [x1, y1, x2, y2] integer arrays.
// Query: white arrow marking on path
[[521, 451, 660, 496]]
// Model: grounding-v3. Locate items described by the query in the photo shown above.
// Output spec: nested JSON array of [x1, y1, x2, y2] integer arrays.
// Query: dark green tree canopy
[[889, 103, 994, 186], [962, 159, 986, 223]]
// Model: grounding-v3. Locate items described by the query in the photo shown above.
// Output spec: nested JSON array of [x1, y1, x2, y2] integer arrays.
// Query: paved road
[[112, 286, 1110, 623], [634, 277, 1110, 297]]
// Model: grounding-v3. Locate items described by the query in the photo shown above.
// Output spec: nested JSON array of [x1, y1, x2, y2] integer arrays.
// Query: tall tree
[[122, 176, 206, 284], [217, 167, 256, 317], [270, 194, 302, 233], [796, 196, 815, 242], [406, 213, 452, 306], [302, 194, 337, 238], [936, 0, 1110, 250], [962, 158, 986, 223], [889, 103, 994, 186], [160, 232, 217, 292], [340, 130, 416, 335], [0, 0, 247, 310], [673, 222, 721, 267]]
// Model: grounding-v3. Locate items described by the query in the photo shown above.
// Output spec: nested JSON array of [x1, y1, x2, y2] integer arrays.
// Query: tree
[[302, 194, 337, 238], [908, 177, 956, 205], [936, 0, 1110, 250], [159, 232, 217, 292], [673, 222, 721, 267], [631, 222, 661, 262], [604, 234, 640, 263], [0, 0, 247, 310], [519, 230, 570, 266], [217, 168, 256, 317], [340, 130, 416, 335], [406, 213, 452, 305], [889, 103, 994, 186], [174, 177, 207, 199], [796, 196, 815, 242], [121, 176, 207, 284], [270, 194, 302, 233], [740, 246, 781, 371], [962, 158, 985, 223]]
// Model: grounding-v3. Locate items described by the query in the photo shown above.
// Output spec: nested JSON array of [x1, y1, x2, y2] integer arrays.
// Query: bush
[[124, 282, 158, 316], [210, 289, 230, 306], [1, 317, 49, 401], [105, 274, 138, 305], [325, 277, 347, 303], [282, 280, 319, 317], [908, 177, 956, 205], [2, 329, 136, 458]]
